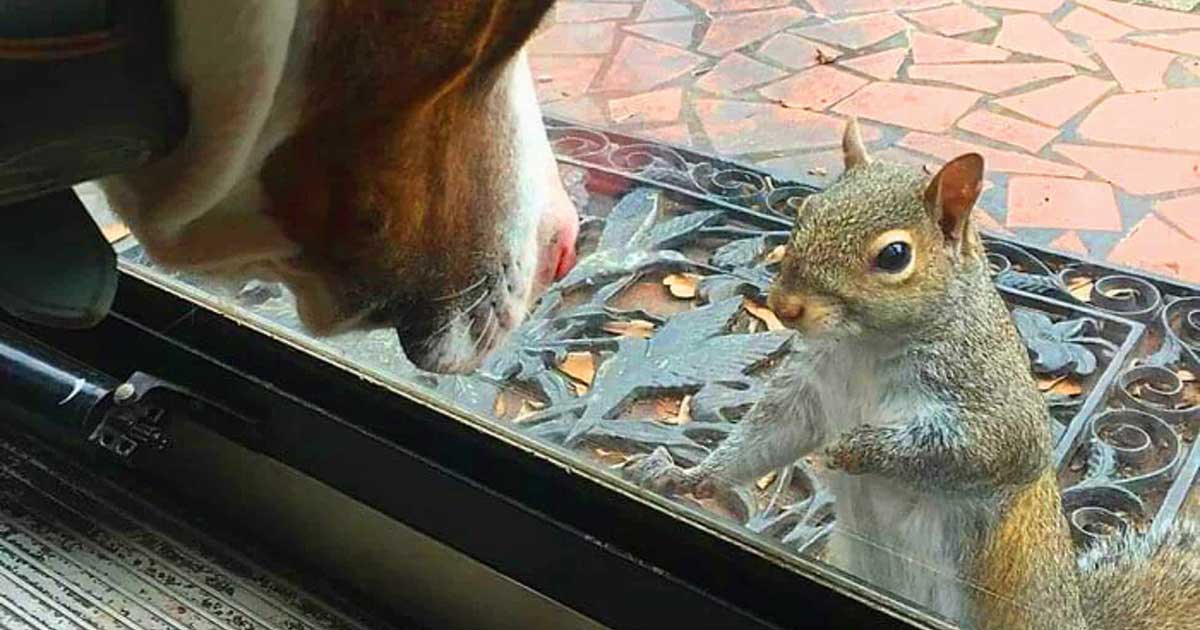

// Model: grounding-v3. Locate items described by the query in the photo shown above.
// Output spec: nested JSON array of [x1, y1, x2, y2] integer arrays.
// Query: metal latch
[[87, 371, 259, 464]]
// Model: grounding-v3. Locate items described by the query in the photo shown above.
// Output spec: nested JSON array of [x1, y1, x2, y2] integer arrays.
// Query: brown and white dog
[[97, 1, 578, 374]]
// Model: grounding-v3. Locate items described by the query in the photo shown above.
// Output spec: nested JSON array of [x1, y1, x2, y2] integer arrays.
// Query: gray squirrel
[[624, 120, 1200, 630]]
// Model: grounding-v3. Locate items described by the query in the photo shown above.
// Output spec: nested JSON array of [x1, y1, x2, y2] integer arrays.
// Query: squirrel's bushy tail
[[1077, 518, 1200, 630]]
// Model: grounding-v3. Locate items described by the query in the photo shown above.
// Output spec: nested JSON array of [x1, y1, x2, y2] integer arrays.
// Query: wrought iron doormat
[[118, 118, 1200, 567]]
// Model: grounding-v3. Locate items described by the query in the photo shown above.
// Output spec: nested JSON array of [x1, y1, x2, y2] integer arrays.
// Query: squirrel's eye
[[874, 241, 911, 273]]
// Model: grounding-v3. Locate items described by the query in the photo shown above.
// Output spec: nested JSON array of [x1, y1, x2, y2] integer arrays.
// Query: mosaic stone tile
[[698, 7, 808, 55], [1054, 144, 1200, 195], [993, 14, 1099, 70], [1077, 88, 1200, 152], [1006, 177, 1122, 231], [838, 47, 908, 80], [832, 82, 981, 132], [906, 62, 1074, 95], [695, 51, 788, 93]]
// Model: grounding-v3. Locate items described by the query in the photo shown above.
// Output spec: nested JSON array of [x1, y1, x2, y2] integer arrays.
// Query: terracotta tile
[[622, 21, 697, 48], [1127, 32, 1200, 58], [807, 0, 950, 16], [793, 13, 910, 50], [1093, 41, 1173, 92], [692, 0, 790, 11], [698, 7, 809, 56], [899, 133, 1087, 177], [530, 22, 617, 55], [635, 123, 694, 146], [601, 37, 706, 91], [833, 82, 980, 132], [1056, 7, 1133, 41], [1053, 144, 1200, 195], [1049, 230, 1091, 256], [838, 47, 908, 80], [1006, 177, 1121, 231], [695, 52, 788, 93], [957, 109, 1059, 152], [609, 87, 684, 123], [910, 32, 1010, 64], [638, 0, 692, 21], [1156, 194, 1200, 241], [994, 14, 1099, 70], [757, 33, 841, 70], [1076, 0, 1200, 30], [906, 62, 1074, 95], [905, 4, 996, 36], [1077, 89, 1200, 152], [993, 76, 1113, 127], [972, 0, 1063, 11], [695, 99, 882, 154], [529, 56, 605, 103], [555, 2, 635, 22], [1107, 215, 1200, 283], [544, 97, 609, 125], [760, 66, 870, 110]]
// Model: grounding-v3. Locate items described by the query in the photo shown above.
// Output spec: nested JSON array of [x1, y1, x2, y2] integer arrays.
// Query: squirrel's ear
[[842, 118, 872, 170], [924, 153, 984, 250]]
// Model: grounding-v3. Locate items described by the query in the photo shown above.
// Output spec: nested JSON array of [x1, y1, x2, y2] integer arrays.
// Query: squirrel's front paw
[[622, 447, 702, 495], [824, 428, 879, 475]]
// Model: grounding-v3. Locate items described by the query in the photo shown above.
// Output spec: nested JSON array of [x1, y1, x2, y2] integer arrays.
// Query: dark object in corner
[[0, 0, 186, 327]]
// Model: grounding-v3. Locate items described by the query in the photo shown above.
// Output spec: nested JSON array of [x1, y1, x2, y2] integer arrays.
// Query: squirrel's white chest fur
[[815, 349, 982, 626]]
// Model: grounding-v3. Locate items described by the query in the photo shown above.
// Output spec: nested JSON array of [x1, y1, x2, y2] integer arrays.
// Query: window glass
[[82, 2, 1200, 628]]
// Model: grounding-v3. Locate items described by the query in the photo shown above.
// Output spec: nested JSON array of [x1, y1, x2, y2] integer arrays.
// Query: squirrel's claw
[[623, 447, 700, 495], [825, 432, 871, 475]]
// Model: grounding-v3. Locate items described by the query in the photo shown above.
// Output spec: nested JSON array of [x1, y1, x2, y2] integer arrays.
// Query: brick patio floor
[[531, 0, 1200, 284]]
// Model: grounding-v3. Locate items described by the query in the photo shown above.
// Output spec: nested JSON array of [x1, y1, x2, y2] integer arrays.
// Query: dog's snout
[[536, 194, 580, 287], [395, 324, 472, 375], [391, 312, 461, 374], [552, 214, 579, 281]]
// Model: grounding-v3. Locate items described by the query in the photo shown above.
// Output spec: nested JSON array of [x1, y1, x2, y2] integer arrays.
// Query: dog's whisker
[[416, 284, 497, 358], [462, 285, 493, 315], [472, 309, 497, 355], [425, 305, 466, 341], [430, 274, 490, 303]]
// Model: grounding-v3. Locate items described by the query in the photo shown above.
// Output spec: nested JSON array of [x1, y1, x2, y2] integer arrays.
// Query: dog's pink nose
[[533, 159, 580, 288], [552, 211, 579, 281]]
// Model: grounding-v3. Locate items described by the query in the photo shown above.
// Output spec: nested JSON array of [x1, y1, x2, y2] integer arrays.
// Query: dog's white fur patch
[[99, 1, 309, 272]]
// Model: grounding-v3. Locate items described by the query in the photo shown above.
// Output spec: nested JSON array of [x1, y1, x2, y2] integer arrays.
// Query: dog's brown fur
[[103, 1, 576, 372], [263, 2, 552, 320]]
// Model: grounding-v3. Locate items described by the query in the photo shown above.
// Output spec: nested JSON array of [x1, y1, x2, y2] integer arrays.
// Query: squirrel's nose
[[768, 291, 806, 323]]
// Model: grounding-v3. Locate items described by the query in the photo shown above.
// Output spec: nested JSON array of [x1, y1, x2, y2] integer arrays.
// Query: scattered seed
[[514, 399, 546, 422], [603, 319, 656, 339], [756, 471, 778, 490], [663, 273, 701, 299], [743, 298, 786, 331], [559, 352, 597, 384]]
